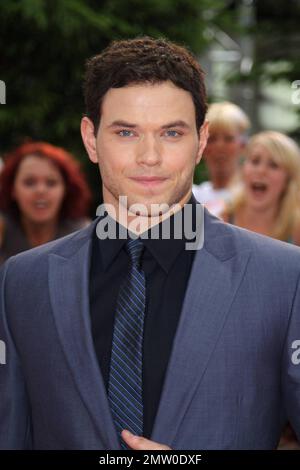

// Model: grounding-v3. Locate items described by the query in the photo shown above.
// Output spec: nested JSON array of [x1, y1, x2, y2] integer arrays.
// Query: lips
[[33, 200, 50, 209], [129, 176, 167, 187], [251, 182, 268, 192], [131, 176, 167, 181], [248, 181, 269, 201]]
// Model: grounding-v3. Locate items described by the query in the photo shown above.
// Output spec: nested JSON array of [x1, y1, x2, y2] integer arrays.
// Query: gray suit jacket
[[1, 209, 300, 449]]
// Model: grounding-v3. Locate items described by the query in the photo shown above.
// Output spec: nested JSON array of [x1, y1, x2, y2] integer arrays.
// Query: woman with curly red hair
[[0, 141, 92, 263]]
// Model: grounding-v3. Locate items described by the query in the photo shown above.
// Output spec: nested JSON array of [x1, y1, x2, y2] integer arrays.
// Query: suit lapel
[[47, 210, 252, 449], [151, 214, 251, 446], [48, 223, 120, 449]]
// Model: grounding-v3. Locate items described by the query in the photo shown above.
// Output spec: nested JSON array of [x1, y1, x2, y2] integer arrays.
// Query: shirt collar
[[94, 194, 200, 273]]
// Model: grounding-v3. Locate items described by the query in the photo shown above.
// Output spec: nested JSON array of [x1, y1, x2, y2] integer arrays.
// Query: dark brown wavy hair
[[83, 36, 207, 133]]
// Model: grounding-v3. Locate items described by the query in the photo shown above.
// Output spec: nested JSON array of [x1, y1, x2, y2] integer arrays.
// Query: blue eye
[[118, 130, 133, 137], [166, 130, 180, 137]]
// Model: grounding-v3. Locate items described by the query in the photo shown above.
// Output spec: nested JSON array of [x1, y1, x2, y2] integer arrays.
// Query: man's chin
[[127, 205, 170, 219], [123, 197, 171, 217], [108, 189, 188, 219]]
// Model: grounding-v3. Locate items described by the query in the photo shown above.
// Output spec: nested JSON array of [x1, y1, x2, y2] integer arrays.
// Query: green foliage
[[1, 1, 299, 200], [226, 0, 300, 139], [0, 0, 220, 151], [1, 0, 239, 201]]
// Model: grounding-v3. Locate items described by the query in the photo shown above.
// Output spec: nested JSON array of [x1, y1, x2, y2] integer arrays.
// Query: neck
[[21, 217, 58, 247], [102, 190, 193, 235]]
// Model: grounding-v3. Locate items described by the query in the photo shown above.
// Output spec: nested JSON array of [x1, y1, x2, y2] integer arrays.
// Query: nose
[[34, 182, 48, 194], [214, 137, 224, 150], [255, 161, 268, 175], [136, 134, 162, 166]]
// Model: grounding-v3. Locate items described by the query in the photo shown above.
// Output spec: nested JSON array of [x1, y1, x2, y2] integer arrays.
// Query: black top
[[89, 195, 199, 438], [0, 212, 88, 265]]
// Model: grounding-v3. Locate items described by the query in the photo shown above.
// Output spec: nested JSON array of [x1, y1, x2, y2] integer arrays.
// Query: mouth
[[129, 176, 168, 187], [33, 200, 50, 209], [250, 182, 268, 196]]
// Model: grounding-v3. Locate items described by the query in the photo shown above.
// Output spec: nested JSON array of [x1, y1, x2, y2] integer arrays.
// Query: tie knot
[[126, 238, 144, 267]]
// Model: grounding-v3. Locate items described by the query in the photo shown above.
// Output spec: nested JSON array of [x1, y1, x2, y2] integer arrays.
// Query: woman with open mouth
[[223, 130, 300, 449], [223, 130, 300, 246]]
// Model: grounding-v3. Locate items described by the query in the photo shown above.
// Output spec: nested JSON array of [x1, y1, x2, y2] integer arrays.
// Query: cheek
[[242, 163, 252, 181], [171, 140, 199, 166], [12, 190, 35, 217], [228, 142, 240, 156], [97, 145, 123, 177], [12, 184, 32, 203], [52, 185, 66, 204], [100, 159, 124, 183], [57, 186, 66, 202], [272, 173, 288, 196], [166, 154, 194, 178]]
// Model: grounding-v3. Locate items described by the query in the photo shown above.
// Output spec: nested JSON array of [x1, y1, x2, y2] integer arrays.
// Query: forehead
[[16, 155, 61, 176], [247, 143, 285, 165], [208, 123, 240, 136], [100, 81, 196, 126], [248, 144, 272, 157]]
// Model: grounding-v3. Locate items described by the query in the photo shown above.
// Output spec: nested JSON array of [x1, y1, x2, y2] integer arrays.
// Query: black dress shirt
[[89, 195, 199, 438]]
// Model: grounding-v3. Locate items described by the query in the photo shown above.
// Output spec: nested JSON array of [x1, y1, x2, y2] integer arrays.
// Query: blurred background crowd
[[0, 0, 300, 450]]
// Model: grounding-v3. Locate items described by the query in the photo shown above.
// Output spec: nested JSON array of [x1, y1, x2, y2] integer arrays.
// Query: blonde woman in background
[[223, 130, 300, 449], [193, 101, 250, 216], [224, 131, 300, 245]]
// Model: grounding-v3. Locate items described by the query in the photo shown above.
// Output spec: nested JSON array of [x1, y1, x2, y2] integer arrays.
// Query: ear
[[196, 120, 209, 165], [81, 117, 98, 164]]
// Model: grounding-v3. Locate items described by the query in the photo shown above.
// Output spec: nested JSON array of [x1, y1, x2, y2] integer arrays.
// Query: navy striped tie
[[108, 237, 145, 449]]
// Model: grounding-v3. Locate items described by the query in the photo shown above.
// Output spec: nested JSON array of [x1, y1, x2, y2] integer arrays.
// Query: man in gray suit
[[1, 36, 300, 450]]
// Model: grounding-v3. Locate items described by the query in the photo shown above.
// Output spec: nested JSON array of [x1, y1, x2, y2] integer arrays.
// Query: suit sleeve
[[0, 259, 32, 449], [282, 271, 300, 441]]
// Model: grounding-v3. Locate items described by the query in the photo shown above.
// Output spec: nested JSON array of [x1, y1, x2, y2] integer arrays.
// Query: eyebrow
[[107, 120, 191, 129], [108, 120, 137, 129], [161, 120, 190, 130]]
